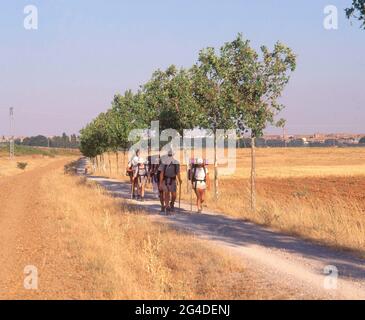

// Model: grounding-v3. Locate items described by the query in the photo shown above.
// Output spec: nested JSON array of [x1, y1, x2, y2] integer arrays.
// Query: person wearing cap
[[159, 149, 182, 214], [191, 158, 210, 213]]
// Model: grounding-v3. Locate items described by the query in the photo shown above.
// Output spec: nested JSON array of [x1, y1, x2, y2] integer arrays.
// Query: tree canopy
[[346, 0, 365, 28], [79, 34, 296, 160]]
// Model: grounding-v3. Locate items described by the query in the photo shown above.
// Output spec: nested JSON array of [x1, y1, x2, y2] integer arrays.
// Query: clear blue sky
[[0, 0, 364, 136]]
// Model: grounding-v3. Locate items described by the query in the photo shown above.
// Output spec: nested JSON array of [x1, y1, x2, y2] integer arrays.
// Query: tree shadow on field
[[77, 158, 365, 283]]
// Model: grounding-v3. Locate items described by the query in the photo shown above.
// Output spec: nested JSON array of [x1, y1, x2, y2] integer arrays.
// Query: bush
[[360, 137, 365, 144], [17, 162, 28, 170]]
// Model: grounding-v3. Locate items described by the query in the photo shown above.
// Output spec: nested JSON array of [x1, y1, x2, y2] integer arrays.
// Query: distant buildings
[[239, 133, 365, 148], [0, 135, 26, 143]]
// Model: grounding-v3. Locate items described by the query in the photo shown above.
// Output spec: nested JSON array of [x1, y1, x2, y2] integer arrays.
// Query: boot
[[169, 202, 175, 212]]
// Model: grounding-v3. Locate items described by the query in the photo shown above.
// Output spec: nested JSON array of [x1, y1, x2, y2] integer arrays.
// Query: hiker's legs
[[164, 191, 171, 209], [170, 192, 176, 206], [170, 180, 177, 209], [138, 176, 145, 198], [194, 188, 200, 210], [198, 189, 205, 211], [131, 177, 136, 198], [159, 191, 164, 207], [141, 183, 145, 198], [200, 189, 206, 206]]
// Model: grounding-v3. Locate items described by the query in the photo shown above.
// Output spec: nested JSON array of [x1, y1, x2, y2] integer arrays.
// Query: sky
[[0, 0, 364, 136]]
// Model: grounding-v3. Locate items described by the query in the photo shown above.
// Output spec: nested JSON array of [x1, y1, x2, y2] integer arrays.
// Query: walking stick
[[130, 183, 133, 199], [178, 180, 181, 212], [190, 174, 193, 213]]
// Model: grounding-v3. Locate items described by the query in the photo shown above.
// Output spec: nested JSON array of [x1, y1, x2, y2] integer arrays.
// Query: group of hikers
[[126, 149, 210, 214]]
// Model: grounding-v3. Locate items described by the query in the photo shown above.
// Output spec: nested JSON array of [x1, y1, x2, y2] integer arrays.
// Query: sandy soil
[[0, 159, 96, 299]]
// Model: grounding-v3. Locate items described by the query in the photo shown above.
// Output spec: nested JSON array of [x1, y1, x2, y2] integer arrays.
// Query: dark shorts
[[163, 178, 177, 193]]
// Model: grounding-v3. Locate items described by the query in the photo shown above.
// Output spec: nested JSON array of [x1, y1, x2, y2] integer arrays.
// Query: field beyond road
[[0, 145, 79, 178]]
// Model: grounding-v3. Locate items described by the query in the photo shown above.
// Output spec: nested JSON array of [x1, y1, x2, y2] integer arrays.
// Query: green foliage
[[346, 0, 365, 29], [16, 133, 79, 149], [221, 34, 296, 138], [359, 136, 365, 144], [191, 47, 236, 133], [79, 34, 296, 157], [17, 162, 28, 170], [143, 65, 201, 133], [0, 144, 78, 157]]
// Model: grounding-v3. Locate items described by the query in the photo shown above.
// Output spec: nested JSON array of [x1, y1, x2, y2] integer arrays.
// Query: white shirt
[[131, 156, 139, 167], [194, 167, 208, 181]]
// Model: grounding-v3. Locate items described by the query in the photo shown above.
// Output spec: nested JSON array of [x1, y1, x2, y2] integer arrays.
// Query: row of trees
[[16, 133, 79, 149], [79, 34, 297, 210]]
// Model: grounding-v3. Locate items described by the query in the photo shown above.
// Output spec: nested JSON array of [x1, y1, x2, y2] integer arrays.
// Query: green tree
[[222, 34, 296, 211], [191, 47, 236, 199], [79, 114, 109, 170], [346, 0, 365, 28], [108, 93, 140, 172], [22, 135, 48, 147]]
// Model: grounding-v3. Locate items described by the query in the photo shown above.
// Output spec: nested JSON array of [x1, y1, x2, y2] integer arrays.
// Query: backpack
[[137, 163, 148, 176], [191, 166, 206, 183], [163, 163, 178, 179]]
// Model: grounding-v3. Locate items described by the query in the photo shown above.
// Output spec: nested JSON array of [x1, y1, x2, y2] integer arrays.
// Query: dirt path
[[79, 159, 365, 300], [0, 159, 94, 299]]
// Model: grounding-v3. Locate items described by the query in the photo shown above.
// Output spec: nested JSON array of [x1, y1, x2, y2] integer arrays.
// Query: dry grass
[[202, 178, 365, 256], [0, 155, 66, 178], [41, 163, 296, 299], [92, 147, 365, 256]]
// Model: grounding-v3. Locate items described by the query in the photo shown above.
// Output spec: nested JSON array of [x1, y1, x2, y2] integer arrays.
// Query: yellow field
[[0, 147, 80, 178], [232, 147, 365, 178], [90, 147, 365, 256], [0, 156, 72, 178]]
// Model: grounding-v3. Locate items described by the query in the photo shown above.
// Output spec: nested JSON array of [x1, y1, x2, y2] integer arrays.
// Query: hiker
[[135, 157, 149, 201], [190, 158, 210, 213], [127, 149, 140, 199], [159, 150, 182, 214], [150, 155, 165, 209]]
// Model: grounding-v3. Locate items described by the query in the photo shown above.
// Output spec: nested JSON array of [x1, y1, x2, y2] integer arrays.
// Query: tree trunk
[[214, 134, 219, 200], [108, 152, 112, 175], [123, 150, 127, 174], [184, 148, 189, 193], [116, 152, 119, 175], [250, 136, 256, 212], [93, 157, 96, 171], [101, 154, 106, 172]]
